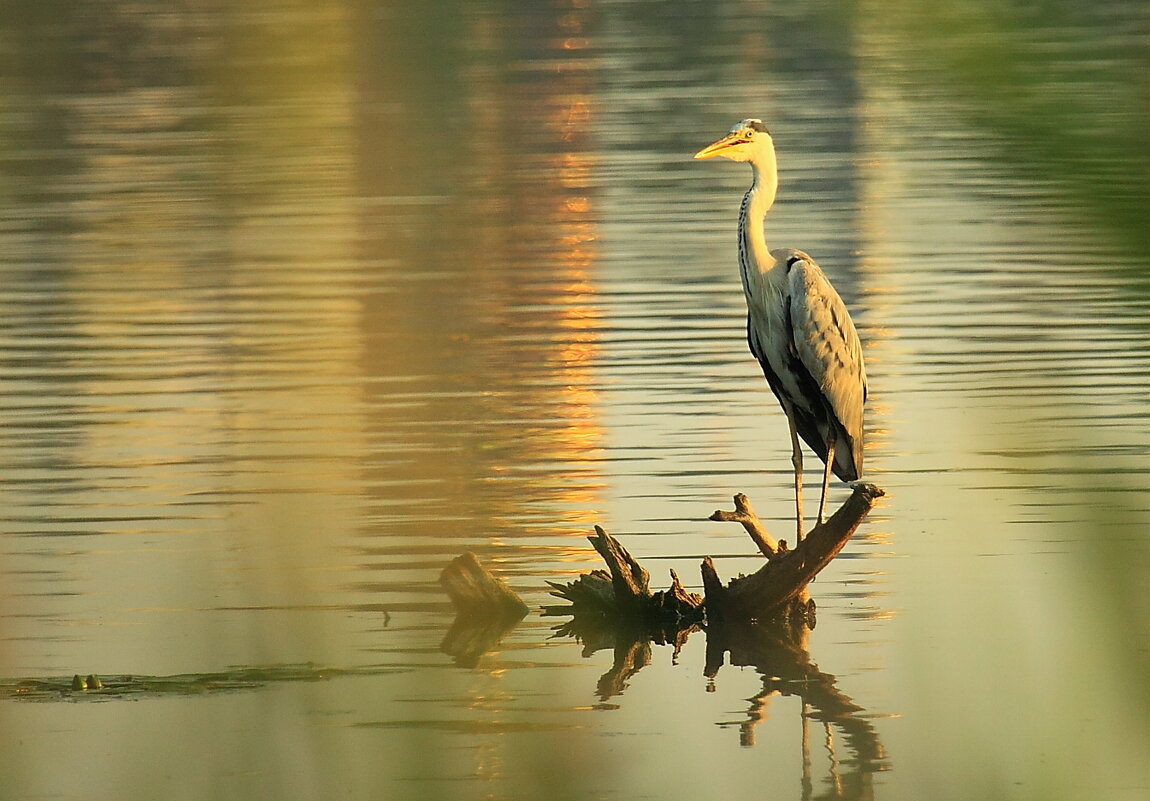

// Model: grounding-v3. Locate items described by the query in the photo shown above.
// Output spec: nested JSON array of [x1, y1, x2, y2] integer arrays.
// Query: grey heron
[[695, 119, 867, 542]]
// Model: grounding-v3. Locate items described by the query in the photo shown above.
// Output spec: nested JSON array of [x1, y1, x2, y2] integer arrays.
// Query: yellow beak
[[693, 133, 739, 160]]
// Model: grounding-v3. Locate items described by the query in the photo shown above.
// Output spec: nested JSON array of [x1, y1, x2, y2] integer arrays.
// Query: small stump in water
[[439, 552, 529, 667]]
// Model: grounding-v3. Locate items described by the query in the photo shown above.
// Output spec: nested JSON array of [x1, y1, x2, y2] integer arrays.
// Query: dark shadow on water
[[0, 664, 398, 703]]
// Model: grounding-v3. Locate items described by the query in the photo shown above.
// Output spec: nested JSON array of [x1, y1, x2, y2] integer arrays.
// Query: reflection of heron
[[706, 614, 889, 794], [695, 120, 867, 541]]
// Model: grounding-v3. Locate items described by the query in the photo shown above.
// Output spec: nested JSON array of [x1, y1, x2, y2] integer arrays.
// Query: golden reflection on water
[[0, 1, 374, 679]]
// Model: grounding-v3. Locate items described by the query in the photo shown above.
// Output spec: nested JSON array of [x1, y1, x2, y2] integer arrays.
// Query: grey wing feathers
[[787, 259, 867, 478]]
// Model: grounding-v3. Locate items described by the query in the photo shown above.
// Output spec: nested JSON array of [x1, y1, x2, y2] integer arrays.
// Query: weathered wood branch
[[442, 483, 883, 660], [707, 493, 779, 558], [589, 524, 651, 614], [706, 483, 885, 622]]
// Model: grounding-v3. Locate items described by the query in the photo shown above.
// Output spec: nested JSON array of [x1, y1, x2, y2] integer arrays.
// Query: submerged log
[[707, 493, 779, 558]]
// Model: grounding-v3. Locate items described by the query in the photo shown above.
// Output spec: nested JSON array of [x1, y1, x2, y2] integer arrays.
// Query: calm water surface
[[1, 2, 1148, 800]]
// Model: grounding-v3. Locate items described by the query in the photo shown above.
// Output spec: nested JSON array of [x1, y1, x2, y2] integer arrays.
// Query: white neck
[[741, 153, 778, 274]]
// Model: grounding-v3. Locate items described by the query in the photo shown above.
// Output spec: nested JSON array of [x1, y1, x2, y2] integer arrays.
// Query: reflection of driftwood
[[550, 484, 883, 625], [441, 612, 526, 668], [597, 638, 652, 700], [439, 553, 528, 666], [551, 612, 699, 701]]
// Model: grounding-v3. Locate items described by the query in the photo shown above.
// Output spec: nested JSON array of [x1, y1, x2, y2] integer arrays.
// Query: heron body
[[696, 119, 867, 540]]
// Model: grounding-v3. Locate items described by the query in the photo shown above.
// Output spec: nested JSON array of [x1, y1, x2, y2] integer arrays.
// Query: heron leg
[[817, 431, 836, 527], [787, 411, 804, 542]]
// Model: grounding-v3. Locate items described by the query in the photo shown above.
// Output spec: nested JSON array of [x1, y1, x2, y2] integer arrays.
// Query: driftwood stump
[[440, 483, 883, 643], [440, 552, 529, 616], [544, 527, 705, 631], [548, 483, 883, 626]]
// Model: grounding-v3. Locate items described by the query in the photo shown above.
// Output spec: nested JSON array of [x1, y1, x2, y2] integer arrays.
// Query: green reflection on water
[[858, 2, 1150, 799], [863, 0, 1150, 256], [864, 0, 1150, 709]]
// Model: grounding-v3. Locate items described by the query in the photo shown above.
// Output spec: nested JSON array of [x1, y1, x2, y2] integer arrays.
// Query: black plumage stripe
[[788, 263, 863, 481], [746, 293, 859, 483]]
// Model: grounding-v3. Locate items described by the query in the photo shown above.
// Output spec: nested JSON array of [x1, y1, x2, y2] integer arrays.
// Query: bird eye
[[743, 130, 755, 140]]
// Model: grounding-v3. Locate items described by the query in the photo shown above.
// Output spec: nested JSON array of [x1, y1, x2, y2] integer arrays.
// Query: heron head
[[693, 119, 773, 163]]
